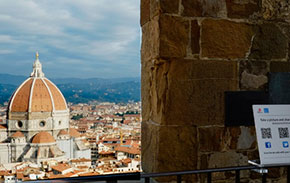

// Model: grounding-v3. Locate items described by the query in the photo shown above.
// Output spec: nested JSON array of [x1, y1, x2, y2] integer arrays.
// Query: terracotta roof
[[77, 165, 88, 169], [32, 131, 56, 143], [99, 151, 115, 155], [11, 131, 25, 138], [121, 158, 131, 164], [51, 163, 72, 172], [71, 158, 91, 163], [8, 77, 67, 113], [69, 128, 81, 138], [79, 172, 100, 176], [0, 170, 10, 176], [115, 146, 140, 155], [58, 129, 69, 136], [47, 173, 65, 179]]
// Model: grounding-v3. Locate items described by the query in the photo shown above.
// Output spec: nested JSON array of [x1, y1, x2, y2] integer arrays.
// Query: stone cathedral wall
[[141, 0, 290, 182]]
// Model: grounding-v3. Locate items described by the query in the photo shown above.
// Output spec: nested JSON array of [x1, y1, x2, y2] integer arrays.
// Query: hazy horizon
[[0, 72, 141, 80]]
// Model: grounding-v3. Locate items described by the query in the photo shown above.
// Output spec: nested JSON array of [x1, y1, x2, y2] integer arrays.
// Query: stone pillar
[[141, 0, 290, 182]]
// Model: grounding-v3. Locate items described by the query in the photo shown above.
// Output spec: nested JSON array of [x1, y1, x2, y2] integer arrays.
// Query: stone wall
[[141, 0, 290, 182]]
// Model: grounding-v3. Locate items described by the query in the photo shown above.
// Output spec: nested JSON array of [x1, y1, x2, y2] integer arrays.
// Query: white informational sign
[[253, 105, 290, 166]]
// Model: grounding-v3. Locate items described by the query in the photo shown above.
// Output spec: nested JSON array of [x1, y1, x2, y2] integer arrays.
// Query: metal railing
[[142, 165, 268, 183], [29, 165, 290, 183]]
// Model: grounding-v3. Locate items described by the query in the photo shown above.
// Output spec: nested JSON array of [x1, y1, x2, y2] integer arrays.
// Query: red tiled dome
[[11, 131, 25, 138], [8, 55, 67, 113], [32, 131, 56, 143]]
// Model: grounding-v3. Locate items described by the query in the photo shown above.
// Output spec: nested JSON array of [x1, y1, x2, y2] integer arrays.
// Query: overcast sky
[[0, 0, 140, 79]]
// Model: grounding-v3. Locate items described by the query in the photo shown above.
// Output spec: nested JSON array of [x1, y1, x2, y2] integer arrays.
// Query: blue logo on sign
[[264, 108, 269, 113], [265, 142, 271, 148], [283, 141, 289, 148]]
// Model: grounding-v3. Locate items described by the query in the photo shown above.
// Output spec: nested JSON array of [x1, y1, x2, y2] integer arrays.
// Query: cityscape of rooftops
[[0, 0, 141, 181]]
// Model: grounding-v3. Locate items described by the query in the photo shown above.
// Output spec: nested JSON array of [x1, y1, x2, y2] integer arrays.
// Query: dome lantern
[[30, 52, 45, 78]]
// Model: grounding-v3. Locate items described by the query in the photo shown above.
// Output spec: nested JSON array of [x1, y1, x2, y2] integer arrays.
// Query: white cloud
[[0, 0, 140, 78]]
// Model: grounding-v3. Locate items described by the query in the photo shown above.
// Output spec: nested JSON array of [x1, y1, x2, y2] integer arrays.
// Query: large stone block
[[140, 0, 150, 26], [182, 0, 227, 18], [141, 121, 198, 182], [141, 16, 159, 62], [226, 0, 261, 18], [141, 60, 154, 122], [249, 23, 288, 60], [200, 151, 249, 180], [149, 59, 169, 124], [160, 0, 179, 14], [165, 59, 238, 126], [201, 19, 254, 59], [159, 15, 189, 58], [157, 125, 198, 172], [168, 59, 238, 81], [149, 0, 180, 18], [141, 121, 158, 173], [181, 0, 202, 17], [198, 127, 227, 152], [166, 79, 237, 126], [148, 59, 239, 126], [148, 59, 238, 126]]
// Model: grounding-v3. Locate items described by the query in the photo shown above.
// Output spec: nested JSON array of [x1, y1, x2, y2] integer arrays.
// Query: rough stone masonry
[[141, 0, 290, 182]]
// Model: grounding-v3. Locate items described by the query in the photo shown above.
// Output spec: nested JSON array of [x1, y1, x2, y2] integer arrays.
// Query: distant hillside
[[0, 74, 140, 104], [0, 83, 17, 104]]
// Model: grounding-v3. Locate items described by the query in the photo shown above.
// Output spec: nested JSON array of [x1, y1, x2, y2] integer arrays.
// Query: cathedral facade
[[0, 53, 90, 164]]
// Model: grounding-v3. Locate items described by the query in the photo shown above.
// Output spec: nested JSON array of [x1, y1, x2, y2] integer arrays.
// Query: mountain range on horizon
[[0, 73, 141, 105]]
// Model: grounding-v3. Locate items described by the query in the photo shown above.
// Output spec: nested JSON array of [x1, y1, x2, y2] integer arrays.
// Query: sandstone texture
[[159, 15, 189, 58], [140, 0, 150, 26], [182, 0, 227, 18], [201, 19, 254, 59], [141, 0, 290, 182], [142, 121, 198, 182], [160, 0, 179, 14], [226, 0, 261, 18], [147, 59, 238, 126], [249, 23, 288, 60]]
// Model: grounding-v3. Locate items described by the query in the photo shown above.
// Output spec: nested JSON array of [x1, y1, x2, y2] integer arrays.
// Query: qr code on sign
[[261, 128, 272, 139], [279, 127, 289, 138]]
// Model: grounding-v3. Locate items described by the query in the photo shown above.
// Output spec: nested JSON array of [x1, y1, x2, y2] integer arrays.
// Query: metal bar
[[141, 166, 258, 178], [177, 175, 182, 183], [207, 172, 211, 183], [145, 177, 150, 183], [235, 170, 240, 183], [262, 173, 267, 183], [106, 181, 117, 183]]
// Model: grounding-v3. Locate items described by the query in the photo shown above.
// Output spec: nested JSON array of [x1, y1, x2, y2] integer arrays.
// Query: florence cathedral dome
[[0, 52, 91, 164], [8, 52, 67, 113]]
